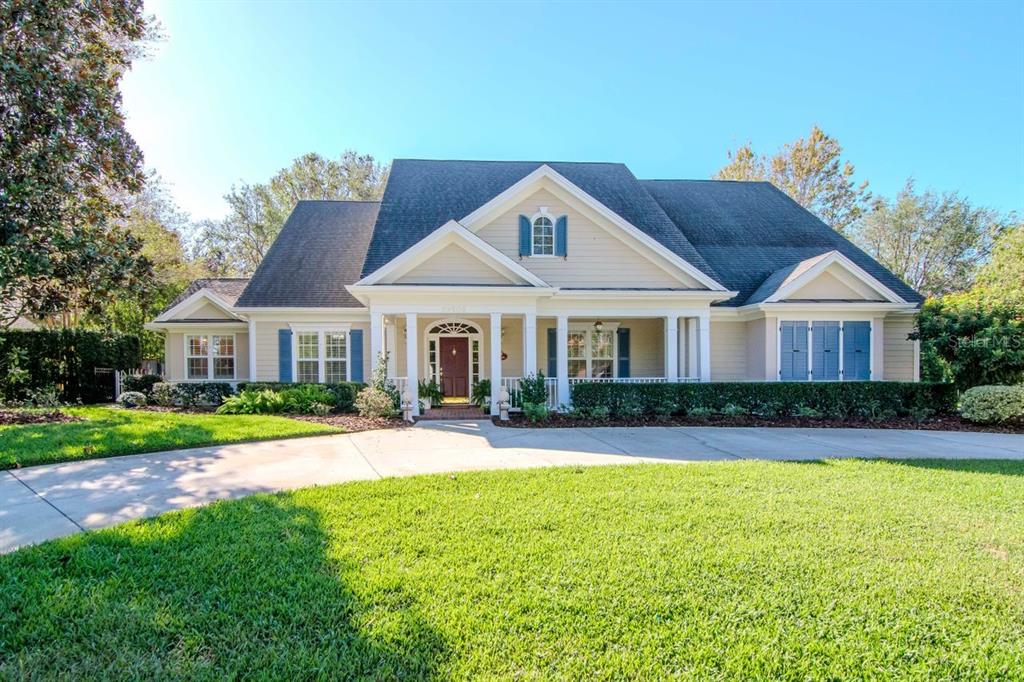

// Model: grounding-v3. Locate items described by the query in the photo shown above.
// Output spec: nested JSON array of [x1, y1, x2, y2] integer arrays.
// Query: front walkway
[[3, 420, 1022, 553]]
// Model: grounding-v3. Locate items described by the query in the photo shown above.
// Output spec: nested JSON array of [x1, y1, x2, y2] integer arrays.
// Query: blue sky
[[122, 0, 1024, 221]]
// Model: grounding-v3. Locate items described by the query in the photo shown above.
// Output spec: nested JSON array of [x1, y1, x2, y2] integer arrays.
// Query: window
[[292, 328, 349, 383], [568, 328, 616, 378], [532, 216, 554, 256], [185, 334, 235, 380]]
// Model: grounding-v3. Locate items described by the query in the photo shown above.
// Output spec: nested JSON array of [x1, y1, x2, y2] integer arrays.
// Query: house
[[147, 159, 923, 416]]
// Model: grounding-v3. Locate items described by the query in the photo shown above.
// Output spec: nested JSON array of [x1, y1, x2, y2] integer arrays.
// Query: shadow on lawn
[[882, 458, 1024, 477], [0, 495, 446, 678]]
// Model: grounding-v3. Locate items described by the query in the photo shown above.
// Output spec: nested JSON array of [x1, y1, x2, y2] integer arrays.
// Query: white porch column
[[556, 315, 569, 407], [247, 318, 257, 381], [405, 313, 419, 417], [664, 315, 679, 381], [698, 311, 712, 381], [369, 309, 384, 376], [490, 313, 502, 416], [523, 311, 537, 376], [686, 317, 698, 379], [385, 318, 397, 379]]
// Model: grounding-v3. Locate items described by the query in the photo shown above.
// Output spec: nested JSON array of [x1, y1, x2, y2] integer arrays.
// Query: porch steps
[[416, 404, 489, 421]]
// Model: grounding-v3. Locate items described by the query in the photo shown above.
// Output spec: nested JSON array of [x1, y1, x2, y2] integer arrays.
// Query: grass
[[2, 460, 1023, 678], [0, 406, 342, 469]]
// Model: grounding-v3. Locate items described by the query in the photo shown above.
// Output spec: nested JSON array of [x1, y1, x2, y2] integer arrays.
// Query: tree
[[850, 180, 1007, 298], [196, 152, 389, 274], [0, 0, 156, 330], [974, 223, 1024, 305], [715, 125, 871, 234]]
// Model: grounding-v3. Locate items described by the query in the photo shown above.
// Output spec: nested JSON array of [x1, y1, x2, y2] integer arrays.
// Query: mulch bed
[[0, 410, 82, 426], [291, 414, 408, 433], [495, 413, 1024, 434]]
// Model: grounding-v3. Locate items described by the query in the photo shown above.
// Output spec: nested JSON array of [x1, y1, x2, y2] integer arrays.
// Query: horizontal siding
[[710, 321, 747, 381], [392, 243, 512, 285], [252, 321, 369, 382], [163, 331, 249, 382], [476, 187, 697, 288], [884, 315, 916, 381]]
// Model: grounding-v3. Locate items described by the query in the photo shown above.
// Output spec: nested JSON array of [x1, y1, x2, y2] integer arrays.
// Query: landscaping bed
[[291, 414, 407, 433], [2, 461, 1022, 677], [495, 412, 1024, 433], [0, 410, 81, 426]]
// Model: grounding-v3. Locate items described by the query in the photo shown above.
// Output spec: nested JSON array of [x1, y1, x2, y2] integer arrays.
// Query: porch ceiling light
[[593, 320, 604, 333]]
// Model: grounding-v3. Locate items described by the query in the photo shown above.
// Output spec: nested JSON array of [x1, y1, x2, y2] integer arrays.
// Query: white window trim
[[775, 319, 872, 382], [289, 324, 352, 383], [183, 333, 237, 381], [530, 208, 556, 257], [567, 324, 618, 379]]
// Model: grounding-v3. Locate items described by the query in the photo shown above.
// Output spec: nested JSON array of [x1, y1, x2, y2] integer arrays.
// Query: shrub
[[22, 385, 63, 408], [519, 373, 549, 406], [217, 389, 286, 415], [522, 402, 549, 423], [471, 380, 491, 409], [959, 385, 1024, 424], [116, 391, 147, 408], [570, 381, 957, 420], [721, 403, 748, 416], [279, 384, 336, 414], [122, 374, 162, 398], [152, 382, 177, 407], [356, 386, 398, 418], [687, 406, 714, 419], [793, 405, 824, 419], [151, 382, 236, 407], [237, 382, 363, 413], [418, 379, 444, 405], [309, 402, 332, 417]]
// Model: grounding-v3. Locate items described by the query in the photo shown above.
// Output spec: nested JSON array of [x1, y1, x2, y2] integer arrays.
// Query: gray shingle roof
[[640, 180, 923, 306], [236, 201, 379, 308], [362, 159, 719, 281], [161, 277, 250, 315]]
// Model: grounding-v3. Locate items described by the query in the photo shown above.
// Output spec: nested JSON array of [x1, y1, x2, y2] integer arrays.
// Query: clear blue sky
[[122, 0, 1024, 222]]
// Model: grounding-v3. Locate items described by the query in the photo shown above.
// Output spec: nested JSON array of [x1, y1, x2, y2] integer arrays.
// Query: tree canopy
[[196, 152, 388, 274], [714, 125, 871, 234], [0, 0, 155, 330]]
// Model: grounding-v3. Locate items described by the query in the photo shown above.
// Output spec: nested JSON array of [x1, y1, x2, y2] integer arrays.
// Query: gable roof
[[236, 200, 379, 308], [362, 159, 719, 282], [640, 180, 923, 306], [160, 278, 250, 317]]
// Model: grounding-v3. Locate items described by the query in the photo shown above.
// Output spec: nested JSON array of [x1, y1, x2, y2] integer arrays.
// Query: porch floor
[[417, 404, 489, 421]]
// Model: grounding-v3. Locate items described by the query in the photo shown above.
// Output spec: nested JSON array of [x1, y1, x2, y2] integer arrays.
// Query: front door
[[439, 337, 470, 398]]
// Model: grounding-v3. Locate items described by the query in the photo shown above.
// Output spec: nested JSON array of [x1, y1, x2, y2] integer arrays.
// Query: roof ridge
[[393, 158, 627, 166], [641, 178, 771, 185], [295, 199, 381, 204]]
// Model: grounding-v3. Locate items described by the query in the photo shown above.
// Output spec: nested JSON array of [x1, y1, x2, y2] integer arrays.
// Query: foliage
[[418, 379, 444, 405], [0, 0, 156, 329], [0, 330, 141, 403], [22, 385, 63, 409], [974, 224, 1024, 306], [355, 386, 398, 418], [280, 385, 336, 414], [721, 403, 749, 416], [522, 402, 549, 423], [122, 374, 163, 398], [0, 406, 340, 469], [959, 385, 1024, 425], [519, 373, 549, 407], [913, 295, 1024, 389], [238, 382, 362, 413], [217, 390, 286, 415], [714, 125, 870, 234], [849, 180, 1008, 297], [151, 382, 235, 408], [570, 381, 957, 420], [471, 379, 491, 409], [195, 152, 389, 274], [116, 391, 147, 409], [793, 405, 824, 419]]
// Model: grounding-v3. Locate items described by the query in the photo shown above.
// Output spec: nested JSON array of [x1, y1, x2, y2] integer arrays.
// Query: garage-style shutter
[[278, 329, 293, 382], [779, 321, 808, 381], [812, 321, 840, 381], [349, 329, 364, 383], [555, 215, 568, 257], [519, 215, 532, 257], [617, 328, 630, 377], [546, 328, 557, 377], [843, 321, 871, 380]]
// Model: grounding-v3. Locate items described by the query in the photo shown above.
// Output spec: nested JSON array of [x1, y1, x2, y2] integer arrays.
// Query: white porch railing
[[499, 377, 559, 411], [567, 376, 701, 385], [114, 369, 160, 400], [392, 376, 408, 399]]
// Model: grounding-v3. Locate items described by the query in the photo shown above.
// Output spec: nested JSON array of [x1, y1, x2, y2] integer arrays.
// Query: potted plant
[[418, 378, 444, 410]]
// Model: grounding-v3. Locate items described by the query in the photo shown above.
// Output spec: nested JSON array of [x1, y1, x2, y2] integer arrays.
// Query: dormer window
[[532, 216, 554, 256]]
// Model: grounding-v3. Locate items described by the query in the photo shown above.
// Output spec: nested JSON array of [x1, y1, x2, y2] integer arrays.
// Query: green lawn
[[0, 406, 341, 469], [2, 461, 1022, 678]]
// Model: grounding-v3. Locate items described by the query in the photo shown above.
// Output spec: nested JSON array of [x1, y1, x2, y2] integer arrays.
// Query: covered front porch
[[369, 309, 712, 416]]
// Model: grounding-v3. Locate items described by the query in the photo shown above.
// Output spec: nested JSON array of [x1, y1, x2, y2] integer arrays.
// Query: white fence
[[114, 369, 159, 400]]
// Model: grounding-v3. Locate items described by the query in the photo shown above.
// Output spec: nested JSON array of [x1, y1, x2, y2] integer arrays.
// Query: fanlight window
[[428, 321, 477, 335]]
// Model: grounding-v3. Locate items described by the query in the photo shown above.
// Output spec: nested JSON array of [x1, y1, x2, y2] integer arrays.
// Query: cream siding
[[710, 321, 748, 381], [883, 315, 917, 381], [788, 270, 875, 301], [745, 318, 767, 381], [475, 188, 701, 289], [390, 243, 514, 286], [872, 317, 885, 380], [184, 300, 235, 320], [251, 320, 369, 382]]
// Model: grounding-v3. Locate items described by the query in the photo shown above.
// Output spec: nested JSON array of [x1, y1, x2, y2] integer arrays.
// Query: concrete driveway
[[3, 420, 1022, 553]]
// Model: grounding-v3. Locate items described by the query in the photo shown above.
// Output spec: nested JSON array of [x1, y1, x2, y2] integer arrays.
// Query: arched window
[[532, 216, 554, 256]]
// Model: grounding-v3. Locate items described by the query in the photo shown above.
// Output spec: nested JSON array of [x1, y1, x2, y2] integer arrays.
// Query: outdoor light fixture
[[593, 320, 604, 333]]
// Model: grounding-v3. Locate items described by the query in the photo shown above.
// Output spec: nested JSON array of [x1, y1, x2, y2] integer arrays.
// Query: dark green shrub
[[522, 401, 549, 423], [471, 380, 491, 409], [122, 373, 162, 397], [152, 382, 236, 407], [217, 389, 285, 415], [570, 382, 957, 420], [237, 382, 363, 413], [418, 379, 444, 404], [519, 373, 549, 406], [279, 385, 335, 414]]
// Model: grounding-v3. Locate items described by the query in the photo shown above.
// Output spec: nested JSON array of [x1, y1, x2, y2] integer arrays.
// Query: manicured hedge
[[0, 330, 141, 403], [237, 382, 364, 413], [570, 381, 958, 419], [152, 382, 237, 407]]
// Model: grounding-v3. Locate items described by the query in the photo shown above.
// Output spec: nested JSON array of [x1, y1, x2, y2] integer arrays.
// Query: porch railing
[[499, 377, 559, 411], [567, 376, 701, 385]]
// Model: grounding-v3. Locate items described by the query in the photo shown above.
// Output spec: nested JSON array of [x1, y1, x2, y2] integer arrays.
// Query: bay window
[[185, 334, 235, 380]]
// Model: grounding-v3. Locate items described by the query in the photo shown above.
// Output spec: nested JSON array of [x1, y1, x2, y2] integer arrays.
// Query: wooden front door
[[439, 337, 469, 398]]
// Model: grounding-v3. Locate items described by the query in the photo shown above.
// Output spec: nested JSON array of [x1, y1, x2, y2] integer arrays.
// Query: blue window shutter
[[278, 329, 293, 382], [555, 215, 568, 257], [349, 329, 364, 383], [843, 321, 871, 380], [546, 328, 557, 377], [780, 321, 808, 381], [812, 321, 840, 380], [617, 328, 630, 378], [519, 215, 532, 257]]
